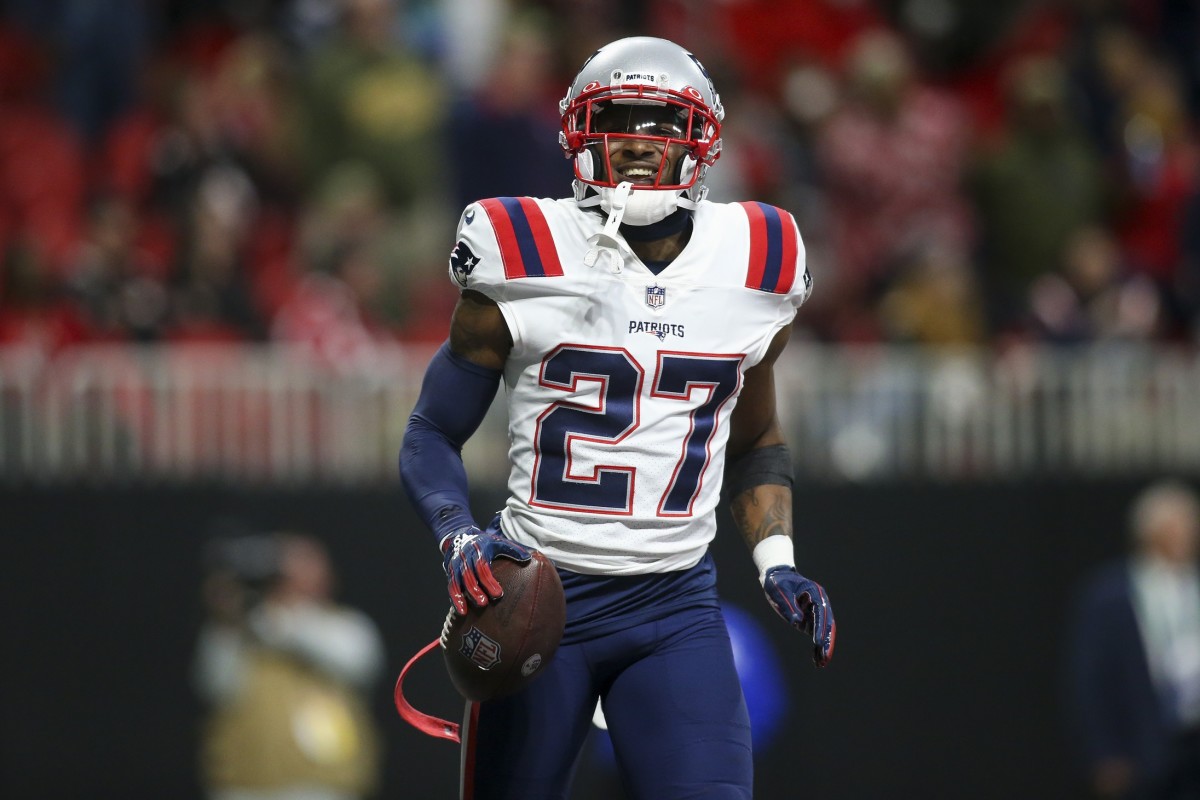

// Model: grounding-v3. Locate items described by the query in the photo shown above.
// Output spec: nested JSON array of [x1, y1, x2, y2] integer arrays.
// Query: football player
[[400, 36, 836, 799]]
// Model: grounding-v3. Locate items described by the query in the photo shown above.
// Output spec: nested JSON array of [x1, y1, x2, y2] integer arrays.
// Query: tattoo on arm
[[731, 485, 793, 549]]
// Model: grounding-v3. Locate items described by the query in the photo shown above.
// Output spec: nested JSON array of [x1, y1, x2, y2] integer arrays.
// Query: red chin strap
[[394, 637, 461, 743]]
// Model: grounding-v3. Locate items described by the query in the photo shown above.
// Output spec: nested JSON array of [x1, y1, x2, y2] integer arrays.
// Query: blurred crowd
[[0, 0, 1198, 364]]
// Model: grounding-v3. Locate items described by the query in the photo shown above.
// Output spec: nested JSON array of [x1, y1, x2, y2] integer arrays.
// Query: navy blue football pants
[[459, 603, 753, 800]]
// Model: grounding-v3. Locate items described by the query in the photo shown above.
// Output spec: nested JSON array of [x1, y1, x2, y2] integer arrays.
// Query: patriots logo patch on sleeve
[[450, 240, 480, 287]]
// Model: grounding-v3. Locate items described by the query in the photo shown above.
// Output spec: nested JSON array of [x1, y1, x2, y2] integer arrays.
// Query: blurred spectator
[[297, 162, 392, 273], [292, 159, 449, 333], [0, 237, 89, 356], [878, 243, 986, 347], [548, 0, 634, 85], [715, 0, 885, 92], [704, 88, 797, 211], [1108, 57, 1199, 336], [146, 71, 239, 225], [54, 0, 148, 143], [1155, 0, 1200, 122], [1066, 22, 1150, 159], [0, 23, 86, 274], [971, 55, 1107, 334], [1181, 189, 1200, 341], [1027, 225, 1161, 343], [271, 237, 394, 371], [447, 11, 568, 209], [777, 58, 842, 187], [386, 199, 458, 344], [280, 0, 346, 55], [206, 32, 307, 210], [194, 530, 384, 800], [815, 29, 973, 341], [3, 0, 149, 142], [167, 165, 269, 342], [1067, 480, 1200, 799], [888, 0, 1069, 83], [65, 194, 169, 342], [1063, 0, 1200, 130], [97, 31, 302, 234], [438, 0, 510, 93], [300, 0, 448, 210]]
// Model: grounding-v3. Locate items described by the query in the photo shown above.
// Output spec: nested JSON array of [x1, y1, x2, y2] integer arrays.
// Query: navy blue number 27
[[531, 345, 742, 516]]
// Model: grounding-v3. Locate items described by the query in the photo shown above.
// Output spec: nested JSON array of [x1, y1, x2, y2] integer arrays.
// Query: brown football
[[441, 551, 566, 702]]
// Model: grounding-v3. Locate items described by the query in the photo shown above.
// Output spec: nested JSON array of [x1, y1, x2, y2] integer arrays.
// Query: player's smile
[[606, 136, 683, 186], [613, 159, 667, 184]]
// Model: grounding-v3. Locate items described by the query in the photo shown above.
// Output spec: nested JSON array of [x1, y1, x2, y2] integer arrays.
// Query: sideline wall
[[1, 481, 1146, 799]]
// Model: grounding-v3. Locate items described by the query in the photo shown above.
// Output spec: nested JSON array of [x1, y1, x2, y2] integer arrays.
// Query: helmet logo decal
[[582, 80, 602, 93], [683, 86, 704, 102], [614, 71, 659, 84], [685, 52, 713, 84], [578, 48, 602, 73]]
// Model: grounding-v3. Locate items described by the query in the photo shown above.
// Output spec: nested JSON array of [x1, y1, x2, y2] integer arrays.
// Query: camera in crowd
[[205, 533, 283, 590], [201, 520, 287, 618]]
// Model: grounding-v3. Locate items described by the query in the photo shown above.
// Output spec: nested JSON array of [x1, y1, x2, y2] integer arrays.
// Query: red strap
[[462, 701, 481, 799], [394, 638, 461, 743]]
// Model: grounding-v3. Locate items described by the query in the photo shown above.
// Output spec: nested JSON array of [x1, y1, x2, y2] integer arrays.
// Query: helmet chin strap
[[620, 189, 683, 226], [584, 181, 632, 273], [576, 153, 705, 272]]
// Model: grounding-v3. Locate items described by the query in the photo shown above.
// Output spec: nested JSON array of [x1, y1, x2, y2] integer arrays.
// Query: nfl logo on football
[[461, 627, 502, 671], [645, 285, 666, 309]]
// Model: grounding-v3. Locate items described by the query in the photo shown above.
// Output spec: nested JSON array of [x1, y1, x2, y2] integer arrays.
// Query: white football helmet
[[559, 37, 724, 225]]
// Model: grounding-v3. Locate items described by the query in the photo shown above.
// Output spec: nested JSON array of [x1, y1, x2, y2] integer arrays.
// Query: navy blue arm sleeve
[[400, 342, 503, 547]]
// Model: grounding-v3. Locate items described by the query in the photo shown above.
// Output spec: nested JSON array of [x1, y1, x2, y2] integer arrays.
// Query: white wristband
[[752, 535, 796, 585]]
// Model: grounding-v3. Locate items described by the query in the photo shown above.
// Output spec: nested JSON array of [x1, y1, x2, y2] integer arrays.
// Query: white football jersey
[[447, 196, 811, 575]]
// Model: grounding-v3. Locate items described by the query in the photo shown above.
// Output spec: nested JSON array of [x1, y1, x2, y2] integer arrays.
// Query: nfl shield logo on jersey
[[461, 626, 501, 670], [645, 285, 666, 309]]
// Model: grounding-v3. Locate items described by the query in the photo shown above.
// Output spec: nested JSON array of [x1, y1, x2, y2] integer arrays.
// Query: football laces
[[439, 606, 461, 649]]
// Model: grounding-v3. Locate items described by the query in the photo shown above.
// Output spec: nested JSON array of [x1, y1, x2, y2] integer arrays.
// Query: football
[[441, 550, 566, 702]]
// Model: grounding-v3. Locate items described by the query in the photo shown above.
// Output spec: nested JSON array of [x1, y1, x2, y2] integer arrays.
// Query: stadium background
[[2, 0, 1199, 798]]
